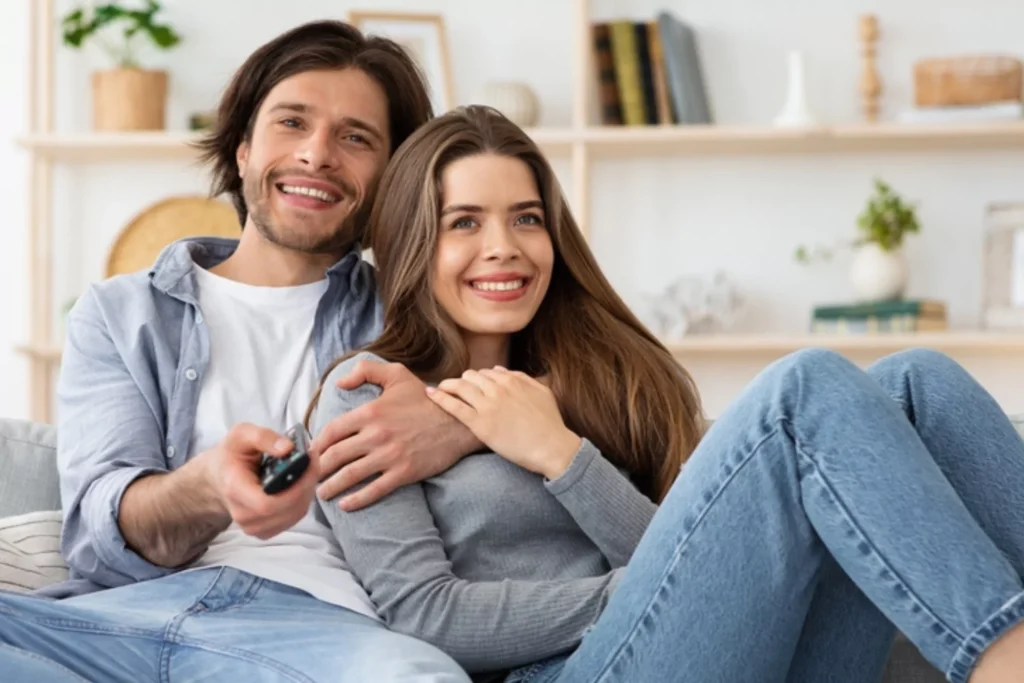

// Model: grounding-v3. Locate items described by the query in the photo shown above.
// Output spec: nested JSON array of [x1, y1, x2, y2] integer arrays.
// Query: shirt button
[[167, 445, 176, 458], [185, 368, 198, 381]]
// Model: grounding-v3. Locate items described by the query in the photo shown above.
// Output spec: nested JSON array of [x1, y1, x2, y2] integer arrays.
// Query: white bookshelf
[[16, 0, 1024, 423]]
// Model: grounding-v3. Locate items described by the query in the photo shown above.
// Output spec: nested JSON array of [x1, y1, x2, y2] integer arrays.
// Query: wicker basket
[[91, 68, 168, 131], [913, 55, 1023, 107], [105, 195, 241, 277]]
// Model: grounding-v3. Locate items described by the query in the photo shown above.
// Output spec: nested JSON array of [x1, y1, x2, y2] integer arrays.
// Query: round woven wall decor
[[105, 195, 242, 277]]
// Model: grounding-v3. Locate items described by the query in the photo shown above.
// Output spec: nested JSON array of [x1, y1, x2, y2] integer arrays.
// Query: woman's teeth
[[472, 280, 524, 292]]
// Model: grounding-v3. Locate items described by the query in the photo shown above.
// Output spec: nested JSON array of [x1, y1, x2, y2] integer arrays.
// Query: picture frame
[[982, 202, 1024, 330], [348, 11, 455, 115]]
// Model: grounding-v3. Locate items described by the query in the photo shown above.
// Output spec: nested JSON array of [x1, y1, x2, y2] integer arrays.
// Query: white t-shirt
[[186, 264, 378, 621]]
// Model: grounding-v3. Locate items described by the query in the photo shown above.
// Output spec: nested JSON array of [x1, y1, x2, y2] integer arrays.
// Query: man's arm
[[117, 453, 230, 568], [57, 289, 182, 585], [118, 423, 316, 567], [310, 358, 482, 510]]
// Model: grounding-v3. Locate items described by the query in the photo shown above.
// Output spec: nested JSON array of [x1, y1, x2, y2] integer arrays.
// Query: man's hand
[[204, 423, 320, 539], [309, 359, 480, 511]]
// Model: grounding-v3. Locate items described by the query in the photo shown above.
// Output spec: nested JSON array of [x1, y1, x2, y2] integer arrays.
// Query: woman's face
[[432, 153, 554, 342]]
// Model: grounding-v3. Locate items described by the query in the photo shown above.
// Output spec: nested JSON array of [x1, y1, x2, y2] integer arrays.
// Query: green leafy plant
[[795, 178, 920, 263], [61, 1, 181, 69]]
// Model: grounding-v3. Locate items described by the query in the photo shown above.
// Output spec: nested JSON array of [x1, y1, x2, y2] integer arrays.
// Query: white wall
[[3, 0, 1024, 420]]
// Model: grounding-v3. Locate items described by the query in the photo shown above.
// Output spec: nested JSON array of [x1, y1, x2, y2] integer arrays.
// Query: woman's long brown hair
[[307, 105, 705, 503]]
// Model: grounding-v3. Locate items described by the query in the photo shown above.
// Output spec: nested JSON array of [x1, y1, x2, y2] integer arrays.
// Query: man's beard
[[242, 169, 375, 255]]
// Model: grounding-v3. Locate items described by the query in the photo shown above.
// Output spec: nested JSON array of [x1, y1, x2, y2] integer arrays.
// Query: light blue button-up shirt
[[48, 237, 382, 596]]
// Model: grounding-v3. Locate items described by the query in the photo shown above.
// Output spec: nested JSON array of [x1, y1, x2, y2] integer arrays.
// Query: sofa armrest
[[0, 418, 60, 518]]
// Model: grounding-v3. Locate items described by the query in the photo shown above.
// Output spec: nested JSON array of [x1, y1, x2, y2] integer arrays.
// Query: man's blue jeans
[[508, 348, 1024, 683], [0, 565, 469, 681]]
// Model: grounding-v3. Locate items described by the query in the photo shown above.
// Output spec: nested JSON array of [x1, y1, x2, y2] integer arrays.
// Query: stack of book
[[591, 11, 712, 126], [810, 299, 949, 334]]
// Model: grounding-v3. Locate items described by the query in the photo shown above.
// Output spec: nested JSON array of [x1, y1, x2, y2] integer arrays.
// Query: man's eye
[[346, 134, 368, 144], [280, 118, 301, 128]]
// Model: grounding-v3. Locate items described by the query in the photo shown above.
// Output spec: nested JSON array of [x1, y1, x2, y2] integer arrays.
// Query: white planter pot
[[849, 243, 908, 301]]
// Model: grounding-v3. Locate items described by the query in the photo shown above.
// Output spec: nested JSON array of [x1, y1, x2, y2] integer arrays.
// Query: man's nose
[[295, 128, 337, 170]]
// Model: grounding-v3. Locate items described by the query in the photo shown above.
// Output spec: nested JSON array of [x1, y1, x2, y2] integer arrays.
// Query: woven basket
[[105, 195, 242, 277], [913, 55, 1023, 107], [91, 68, 168, 131]]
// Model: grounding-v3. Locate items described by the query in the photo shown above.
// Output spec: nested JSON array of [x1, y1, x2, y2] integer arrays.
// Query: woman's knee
[[770, 347, 860, 385], [866, 347, 965, 388]]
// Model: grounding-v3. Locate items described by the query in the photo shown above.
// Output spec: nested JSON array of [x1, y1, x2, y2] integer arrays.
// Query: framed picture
[[982, 203, 1024, 330], [348, 11, 455, 115]]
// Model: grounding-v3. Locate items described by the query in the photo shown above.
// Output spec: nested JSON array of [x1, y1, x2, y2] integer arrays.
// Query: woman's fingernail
[[426, 386, 436, 394], [274, 438, 292, 452]]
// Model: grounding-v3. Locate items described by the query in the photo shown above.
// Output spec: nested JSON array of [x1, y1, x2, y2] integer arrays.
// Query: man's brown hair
[[195, 20, 434, 226]]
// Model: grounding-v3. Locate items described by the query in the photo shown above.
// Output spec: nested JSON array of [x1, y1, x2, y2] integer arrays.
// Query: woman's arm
[[312, 353, 620, 673], [544, 439, 657, 568]]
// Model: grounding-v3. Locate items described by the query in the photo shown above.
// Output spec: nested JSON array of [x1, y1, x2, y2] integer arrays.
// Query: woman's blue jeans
[[509, 348, 1024, 683]]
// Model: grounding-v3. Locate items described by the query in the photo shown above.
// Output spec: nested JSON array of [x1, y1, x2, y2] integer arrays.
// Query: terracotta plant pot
[[91, 68, 168, 131]]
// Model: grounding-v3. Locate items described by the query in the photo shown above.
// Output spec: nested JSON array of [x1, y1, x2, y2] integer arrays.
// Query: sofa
[[7, 416, 1020, 682]]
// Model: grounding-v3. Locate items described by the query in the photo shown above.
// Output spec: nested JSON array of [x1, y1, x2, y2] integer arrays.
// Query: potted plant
[[61, 1, 182, 131], [796, 178, 920, 301]]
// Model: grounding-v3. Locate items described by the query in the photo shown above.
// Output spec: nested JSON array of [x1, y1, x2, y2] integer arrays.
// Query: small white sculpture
[[642, 272, 744, 340], [774, 50, 819, 127]]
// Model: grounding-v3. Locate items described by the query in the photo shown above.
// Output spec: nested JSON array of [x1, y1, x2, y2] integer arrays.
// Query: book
[[608, 20, 647, 125], [656, 11, 713, 125], [590, 23, 623, 125], [812, 299, 947, 321], [811, 315, 948, 334]]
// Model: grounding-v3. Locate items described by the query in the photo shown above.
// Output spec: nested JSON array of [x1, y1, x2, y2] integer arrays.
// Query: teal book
[[812, 299, 946, 320]]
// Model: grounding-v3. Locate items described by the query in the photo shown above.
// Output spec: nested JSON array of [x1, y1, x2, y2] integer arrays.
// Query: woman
[[305, 105, 1024, 683]]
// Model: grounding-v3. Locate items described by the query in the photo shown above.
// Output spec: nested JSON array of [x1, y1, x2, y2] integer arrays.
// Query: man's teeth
[[472, 280, 524, 292], [279, 184, 338, 202]]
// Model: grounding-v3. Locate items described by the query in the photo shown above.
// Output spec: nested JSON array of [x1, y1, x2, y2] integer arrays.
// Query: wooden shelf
[[580, 121, 1024, 156], [667, 332, 1024, 355], [18, 121, 1024, 162]]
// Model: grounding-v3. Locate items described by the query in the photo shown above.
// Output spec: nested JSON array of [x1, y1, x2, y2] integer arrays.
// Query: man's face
[[236, 68, 392, 254]]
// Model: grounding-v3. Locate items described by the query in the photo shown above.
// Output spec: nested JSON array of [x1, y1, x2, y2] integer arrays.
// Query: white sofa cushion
[[0, 510, 67, 593]]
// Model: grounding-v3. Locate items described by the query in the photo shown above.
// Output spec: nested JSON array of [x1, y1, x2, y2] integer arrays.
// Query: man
[[0, 20, 478, 682]]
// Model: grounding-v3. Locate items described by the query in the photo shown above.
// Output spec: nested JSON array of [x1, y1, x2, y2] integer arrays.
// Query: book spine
[[608, 20, 647, 126], [633, 22, 659, 124], [646, 20, 674, 124], [591, 23, 623, 125]]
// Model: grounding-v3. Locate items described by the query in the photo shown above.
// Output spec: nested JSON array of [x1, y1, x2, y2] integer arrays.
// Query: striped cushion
[[0, 510, 67, 593]]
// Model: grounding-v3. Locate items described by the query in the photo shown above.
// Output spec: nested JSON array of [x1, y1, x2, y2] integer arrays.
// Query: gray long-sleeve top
[[310, 352, 658, 674]]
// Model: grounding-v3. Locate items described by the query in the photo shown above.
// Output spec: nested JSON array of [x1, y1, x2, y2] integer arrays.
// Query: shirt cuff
[[88, 466, 174, 583], [543, 438, 601, 495]]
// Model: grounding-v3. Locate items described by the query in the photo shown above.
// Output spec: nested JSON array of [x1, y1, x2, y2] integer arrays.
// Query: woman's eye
[[515, 213, 544, 226], [452, 217, 477, 230], [280, 118, 302, 129]]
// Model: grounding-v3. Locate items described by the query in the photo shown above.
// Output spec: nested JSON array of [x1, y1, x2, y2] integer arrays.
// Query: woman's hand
[[426, 367, 582, 480]]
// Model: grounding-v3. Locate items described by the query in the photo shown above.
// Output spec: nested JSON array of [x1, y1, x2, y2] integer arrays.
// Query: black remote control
[[260, 424, 311, 495]]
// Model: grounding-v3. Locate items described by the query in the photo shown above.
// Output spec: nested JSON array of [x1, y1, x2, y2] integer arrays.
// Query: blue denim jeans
[[507, 348, 1024, 683], [0, 566, 470, 682]]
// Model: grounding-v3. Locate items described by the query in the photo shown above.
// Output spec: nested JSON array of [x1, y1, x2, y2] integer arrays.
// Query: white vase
[[849, 242, 908, 301], [774, 50, 819, 127], [477, 81, 540, 127]]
